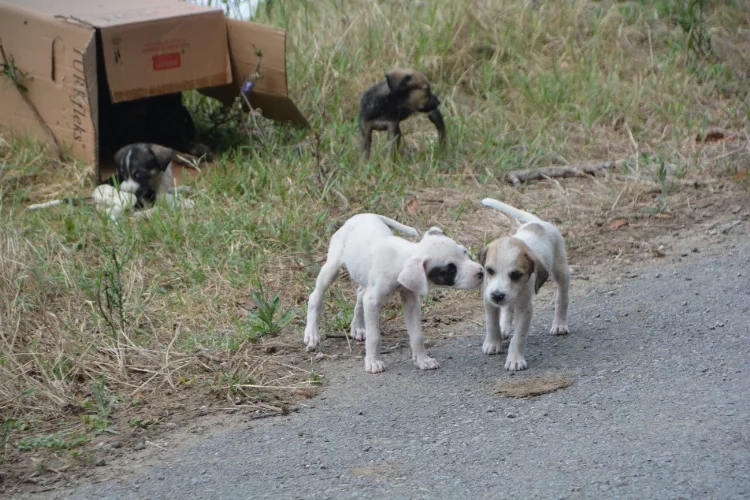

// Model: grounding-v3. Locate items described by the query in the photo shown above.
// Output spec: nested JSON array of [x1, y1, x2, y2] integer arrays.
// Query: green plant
[[244, 280, 295, 337], [81, 376, 116, 431]]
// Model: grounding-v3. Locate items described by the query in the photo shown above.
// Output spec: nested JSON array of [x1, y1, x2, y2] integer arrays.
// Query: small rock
[[506, 413, 517, 419], [165, 422, 178, 429], [199, 406, 209, 416], [708, 230, 718, 236], [698, 366, 709, 373], [95, 459, 106, 467], [358, 411, 364, 416], [720, 220, 741, 234], [692, 247, 699, 253], [314, 352, 325, 362], [287, 357, 298, 365], [731, 206, 742, 214], [110, 441, 122, 449], [134, 442, 146, 451], [681, 253, 688, 257], [683, 301, 688, 306], [595, 313, 601, 318], [654, 273, 661, 278]]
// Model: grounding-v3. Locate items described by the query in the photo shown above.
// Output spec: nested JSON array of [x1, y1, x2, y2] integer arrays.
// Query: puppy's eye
[[509, 271, 523, 281], [486, 268, 496, 276]]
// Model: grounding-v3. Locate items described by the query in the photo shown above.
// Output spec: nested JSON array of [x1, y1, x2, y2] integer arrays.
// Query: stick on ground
[[505, 161, 616, 187]]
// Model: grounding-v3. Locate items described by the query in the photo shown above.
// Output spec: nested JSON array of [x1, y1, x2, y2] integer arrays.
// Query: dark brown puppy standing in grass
[[358, 68, 446, 159]]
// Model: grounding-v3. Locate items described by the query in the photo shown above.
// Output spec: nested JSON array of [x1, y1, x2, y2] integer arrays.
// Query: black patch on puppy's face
[[427, 262, 457, 287]]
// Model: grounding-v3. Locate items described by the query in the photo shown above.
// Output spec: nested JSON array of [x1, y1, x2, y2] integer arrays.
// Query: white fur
[[304, 214, 484, 373], [480, 198, 570, 371]]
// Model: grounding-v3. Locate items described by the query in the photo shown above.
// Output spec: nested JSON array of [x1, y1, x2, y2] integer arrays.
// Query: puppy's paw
[[365, 357, 387, 374], [303, 325, 320, 351], [505, 353, 528, 371], [550, 323, 569, 336], [350, 326, 366, 341], [482, 338, 504, 355], [414, 355, 440, 370]]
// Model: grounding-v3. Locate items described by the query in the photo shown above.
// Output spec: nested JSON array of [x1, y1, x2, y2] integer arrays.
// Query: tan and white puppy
[[304, 214, 484, 373], [478, 198, 570, 371]]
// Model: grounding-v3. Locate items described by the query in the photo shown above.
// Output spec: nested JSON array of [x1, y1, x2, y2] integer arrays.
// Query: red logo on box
[[152, 53, 181, 71]]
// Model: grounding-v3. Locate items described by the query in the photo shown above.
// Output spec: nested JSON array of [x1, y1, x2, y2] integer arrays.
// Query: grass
[[1, 0, 749, 481]]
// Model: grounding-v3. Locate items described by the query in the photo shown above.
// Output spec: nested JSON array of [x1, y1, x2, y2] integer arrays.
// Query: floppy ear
[[532, 257, 549, 294], [151, 145, 175, 169], [422, 227, 444, 240], [113, 145, 129, 167], [398, 256, 429, 295], [385, 68, 412, 92], [478, 246, 488, 267]]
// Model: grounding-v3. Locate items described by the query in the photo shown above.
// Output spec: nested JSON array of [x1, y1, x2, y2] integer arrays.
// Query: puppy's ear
[[151, 145, 175, 169], [113, 145, 129, 167], [478, 246, 488, 267], [385, 69, 412, 92], [398, 256, 429, 295], [527, 254, 549, 294]]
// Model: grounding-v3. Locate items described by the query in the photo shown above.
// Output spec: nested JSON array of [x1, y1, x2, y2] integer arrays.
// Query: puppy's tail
[[27, 197, 93, 211], [376, 215, 420, 238], [481, 198, 541, 224]]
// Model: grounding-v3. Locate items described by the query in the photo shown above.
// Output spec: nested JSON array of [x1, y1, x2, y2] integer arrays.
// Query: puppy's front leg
[[551, 267, 570, 335], [500, 305, 514, 340], [363, 289, 386, 373], [400, 290, 439, 370], [350, 286, 366, 341], [386, 121, 402, 160], [482, 302, 503, 355], [506, 303, 532, 371], [426, 108, 446, 147]]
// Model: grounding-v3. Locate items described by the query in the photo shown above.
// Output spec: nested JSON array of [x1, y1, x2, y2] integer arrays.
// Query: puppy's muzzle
[[490, 291, 506, 305], [476, 268, 484, 280]]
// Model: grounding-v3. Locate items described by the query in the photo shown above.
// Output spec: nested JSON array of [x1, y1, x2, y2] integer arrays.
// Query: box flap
[[0, 3, 98, 166], [0, 0, 221, 28], [98, 10, 231, 102], [200, 19, 308, 127]]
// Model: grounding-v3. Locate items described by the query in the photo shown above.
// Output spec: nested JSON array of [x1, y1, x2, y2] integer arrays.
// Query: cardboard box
[[0, 0, 307, 180]]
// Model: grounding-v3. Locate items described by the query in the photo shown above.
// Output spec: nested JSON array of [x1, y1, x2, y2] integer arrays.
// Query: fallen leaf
[[734, 167, 748, 182], [404, 196, 420, 216], [654, 212, 674, 219], [607, 219, 629, 229], [697, 130, 727, 142]]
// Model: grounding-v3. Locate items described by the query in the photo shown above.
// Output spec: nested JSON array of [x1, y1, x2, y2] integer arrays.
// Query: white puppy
[[478, 198, 570, 371], [304, 213, 484, 373]]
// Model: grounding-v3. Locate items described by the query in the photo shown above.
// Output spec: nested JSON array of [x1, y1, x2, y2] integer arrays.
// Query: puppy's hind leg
[[350, 286, 366, 341], [400, 289, 439, 370], [304, 235, 345, 351]]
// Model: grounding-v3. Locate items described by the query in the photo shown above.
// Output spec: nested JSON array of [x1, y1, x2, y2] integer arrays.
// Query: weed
[[243, 280, 295, 338]]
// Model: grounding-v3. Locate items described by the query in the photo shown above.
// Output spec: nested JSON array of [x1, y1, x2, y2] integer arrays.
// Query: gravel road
[[49, 230, 750, 500]]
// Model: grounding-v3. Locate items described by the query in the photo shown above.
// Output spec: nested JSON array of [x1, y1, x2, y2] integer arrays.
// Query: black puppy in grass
[[358, 68, 446, 159]]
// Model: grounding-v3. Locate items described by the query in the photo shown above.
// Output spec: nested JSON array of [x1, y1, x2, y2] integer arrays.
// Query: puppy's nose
[[476, 269, 484, 280], [491, 291, 505, 303]]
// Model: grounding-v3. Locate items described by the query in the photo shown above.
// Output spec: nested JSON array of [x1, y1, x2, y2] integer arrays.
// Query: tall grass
[[1, 0, 748, 469]]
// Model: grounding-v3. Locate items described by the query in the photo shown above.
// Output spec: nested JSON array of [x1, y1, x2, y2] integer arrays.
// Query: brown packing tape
[[201, 19, 308, 127]]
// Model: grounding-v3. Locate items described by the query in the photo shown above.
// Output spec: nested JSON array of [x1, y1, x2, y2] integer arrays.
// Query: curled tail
[[481, 198, 541, 224], [376, 215, 420, 237]]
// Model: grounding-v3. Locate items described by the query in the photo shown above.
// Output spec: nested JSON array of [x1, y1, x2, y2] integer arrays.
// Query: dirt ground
[[2, 165, 748, 495]]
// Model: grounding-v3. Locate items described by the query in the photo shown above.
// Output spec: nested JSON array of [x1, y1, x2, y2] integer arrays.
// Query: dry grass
[[1, 0, 749, 487]]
